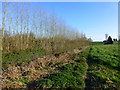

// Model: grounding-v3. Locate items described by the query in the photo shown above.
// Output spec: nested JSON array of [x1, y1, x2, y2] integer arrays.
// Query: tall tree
[[107, 36, 113, 44]]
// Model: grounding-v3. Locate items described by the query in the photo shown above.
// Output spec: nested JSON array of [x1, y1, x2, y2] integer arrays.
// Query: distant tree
[[88, 37, 92, 42], [113, 38, 116, 41], [113, 38, 117, 41], [107, 36, 113, 44]]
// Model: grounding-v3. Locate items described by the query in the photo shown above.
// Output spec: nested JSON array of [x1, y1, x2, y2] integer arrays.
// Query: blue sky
[[32, 2, 118, 41], [2, 2, 118, 41], [0, 2, 2, 29]]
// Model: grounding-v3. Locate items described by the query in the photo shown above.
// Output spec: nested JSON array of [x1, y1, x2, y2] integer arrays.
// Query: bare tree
[[105, 34, 108, 40], [2, 2, 89, 54], [2, 3, 8, 37]]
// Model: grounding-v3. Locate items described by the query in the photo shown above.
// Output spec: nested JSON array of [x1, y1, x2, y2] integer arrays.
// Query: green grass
[[86, 44, 120, 88], [3, 42, 119, 89], [2, 48, 48, 69], [91, 42, 103, 45], [20, 44, 120, 89], [10, 78, 29, 84], [91, 41, 118, 45], [28, 52, 88, 89]]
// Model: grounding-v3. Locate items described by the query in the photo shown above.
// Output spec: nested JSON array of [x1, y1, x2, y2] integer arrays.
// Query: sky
[[0, 2, 1, 40], [32, 2, 118, 41], [0, 0, 119, 2], [1, 2, 118, 41]]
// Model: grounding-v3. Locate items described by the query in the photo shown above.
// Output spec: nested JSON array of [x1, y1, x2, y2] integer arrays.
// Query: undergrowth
[[27, 51, 88, 89], [2, 49, 48, 69]]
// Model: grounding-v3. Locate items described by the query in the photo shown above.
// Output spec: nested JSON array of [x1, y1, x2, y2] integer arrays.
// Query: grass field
[[2, 42, 120, 89], [91, 41, 103, 45], [27, 42, 120, 89], [86, 44, 120, 88]]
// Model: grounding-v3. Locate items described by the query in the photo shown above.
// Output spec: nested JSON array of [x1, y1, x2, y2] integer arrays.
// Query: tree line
[[2, 3, 90, 54]]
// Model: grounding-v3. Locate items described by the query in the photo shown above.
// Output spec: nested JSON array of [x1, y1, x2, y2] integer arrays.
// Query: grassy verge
[[3, 43, 119, 89], [2, 49, 48, 69], [86, 44, 120, 88], [27, 49, 89, 89]]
